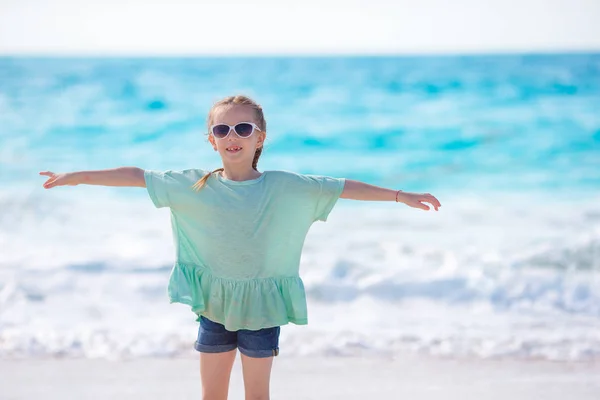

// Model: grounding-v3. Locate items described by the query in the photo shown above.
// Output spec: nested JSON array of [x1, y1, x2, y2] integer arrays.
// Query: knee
[[245, 395, 270, 400], [203, 393, 229, 400]]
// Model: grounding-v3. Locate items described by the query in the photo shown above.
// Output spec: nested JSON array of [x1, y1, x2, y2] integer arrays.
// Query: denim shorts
[[194, 316, 280, 358]]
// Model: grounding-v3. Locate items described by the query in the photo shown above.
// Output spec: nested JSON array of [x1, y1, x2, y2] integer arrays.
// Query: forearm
[[340, 179, 403, 202], [72, 167, 145, 187]]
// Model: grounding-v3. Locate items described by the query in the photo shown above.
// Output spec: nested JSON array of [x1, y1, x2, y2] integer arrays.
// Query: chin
[[221, 152, 248, 162]]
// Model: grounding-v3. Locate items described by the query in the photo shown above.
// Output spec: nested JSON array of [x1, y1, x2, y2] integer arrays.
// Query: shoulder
[[145, 168, 209, 184], [265, 170, 345, 194], [173, 168, 211, 180], [148, 167, 208, 176], [266, 169, 325, 180], [267, 170, 342, 184], [265, 170, 316, 185]]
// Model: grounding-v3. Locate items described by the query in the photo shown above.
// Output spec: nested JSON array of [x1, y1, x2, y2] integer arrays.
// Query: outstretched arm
[[340, 179, 442, 211], [40, 167, 146, 189]]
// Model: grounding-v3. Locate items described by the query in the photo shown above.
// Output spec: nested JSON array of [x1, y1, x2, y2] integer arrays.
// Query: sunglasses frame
[[209, 122, 262, 139]]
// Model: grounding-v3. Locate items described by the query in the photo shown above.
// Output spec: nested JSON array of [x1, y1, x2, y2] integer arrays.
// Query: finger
[[427, 199, 439, 211], [419, 197, 435, 208], [425, 195, 441, 208], [423, 200, 438, 211], [44, 178, 57, 188], [426, 202, 437, 211], [39, 171, 54, 177]]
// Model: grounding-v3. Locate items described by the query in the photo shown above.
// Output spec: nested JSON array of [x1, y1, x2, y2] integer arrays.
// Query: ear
[[208, 134, 217, 150], [257, 131, 266, 149]]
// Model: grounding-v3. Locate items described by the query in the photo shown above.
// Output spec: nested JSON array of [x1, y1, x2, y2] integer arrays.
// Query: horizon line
[[2, 48, 599, 58]]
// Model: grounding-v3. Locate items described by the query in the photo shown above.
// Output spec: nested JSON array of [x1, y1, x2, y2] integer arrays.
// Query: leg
[[240, 352, 274, 400], [237, 325, 280, 400], [195, 316, 239, 400], [200, 349, 237, 400]]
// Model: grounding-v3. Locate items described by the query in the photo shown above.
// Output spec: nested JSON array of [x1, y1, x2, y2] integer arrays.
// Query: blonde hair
[[192, 95, 266, 192]]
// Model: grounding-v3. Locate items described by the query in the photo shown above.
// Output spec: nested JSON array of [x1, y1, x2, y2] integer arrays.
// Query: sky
[[1, 0, 599, 55]]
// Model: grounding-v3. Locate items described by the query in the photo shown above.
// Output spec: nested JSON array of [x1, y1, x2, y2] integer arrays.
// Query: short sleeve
[[302, 174, 346, 222], [144, 169, 196, 209]]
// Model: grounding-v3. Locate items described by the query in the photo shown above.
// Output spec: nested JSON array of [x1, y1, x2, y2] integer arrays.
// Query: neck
[[220, 164, 262, 181]]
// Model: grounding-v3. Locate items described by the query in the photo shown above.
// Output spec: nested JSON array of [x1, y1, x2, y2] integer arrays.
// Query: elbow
[[130, 167, 146, 188], [339, 179, 356, 199]]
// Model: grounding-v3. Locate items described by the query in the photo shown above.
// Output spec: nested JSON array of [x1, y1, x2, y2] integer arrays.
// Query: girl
[[39, 95, 441, 400]]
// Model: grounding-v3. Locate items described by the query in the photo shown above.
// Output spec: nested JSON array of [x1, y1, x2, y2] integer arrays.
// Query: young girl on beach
[[39, 95, 441, 399]]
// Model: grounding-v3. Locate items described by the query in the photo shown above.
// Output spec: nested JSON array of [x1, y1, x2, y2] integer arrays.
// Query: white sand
[[1, 353, 599, 399]]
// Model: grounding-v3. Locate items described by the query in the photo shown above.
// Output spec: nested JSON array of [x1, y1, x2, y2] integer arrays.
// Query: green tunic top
[[144, 168, 345, 331]]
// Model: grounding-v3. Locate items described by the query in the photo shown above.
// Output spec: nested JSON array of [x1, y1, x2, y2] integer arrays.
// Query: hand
[[39, 171, 78, 189], [398, 191, 441, 211]]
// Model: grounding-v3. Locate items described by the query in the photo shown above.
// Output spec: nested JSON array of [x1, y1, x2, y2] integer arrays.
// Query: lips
[[226, 146, 242, 153]]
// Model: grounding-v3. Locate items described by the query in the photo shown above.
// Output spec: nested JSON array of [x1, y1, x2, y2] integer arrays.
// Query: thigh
[[240, 352, 274, 399], [194, 316, 238, 354], [196, 317, 239, 399], [200, 349, 237, 400], [237, 322, 280, 397], [237, 325, 280, 359]]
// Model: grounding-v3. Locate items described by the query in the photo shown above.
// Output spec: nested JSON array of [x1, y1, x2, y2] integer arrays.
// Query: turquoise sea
[[1, 54, 599, 361]]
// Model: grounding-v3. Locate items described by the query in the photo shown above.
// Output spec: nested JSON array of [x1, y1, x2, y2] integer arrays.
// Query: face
[[208, 105, 266, 166]]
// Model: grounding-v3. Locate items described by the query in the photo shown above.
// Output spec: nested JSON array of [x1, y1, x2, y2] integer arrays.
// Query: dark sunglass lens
[[235, 123, 254, 137], [212, 125, 230, 138]]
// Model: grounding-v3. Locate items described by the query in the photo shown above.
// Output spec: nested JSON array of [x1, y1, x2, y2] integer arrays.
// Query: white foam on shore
[[1, 189, 599, 361]]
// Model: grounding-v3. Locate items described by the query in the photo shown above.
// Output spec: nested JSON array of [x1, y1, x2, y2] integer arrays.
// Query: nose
[[227, 126, 243, 140]]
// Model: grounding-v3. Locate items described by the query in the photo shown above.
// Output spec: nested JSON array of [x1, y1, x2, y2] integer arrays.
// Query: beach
[[2, 54, 600, 399], [1, 353, 599, 399]]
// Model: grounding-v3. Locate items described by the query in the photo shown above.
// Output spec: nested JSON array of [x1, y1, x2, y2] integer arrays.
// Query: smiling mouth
[[226, 146, 242, 153]]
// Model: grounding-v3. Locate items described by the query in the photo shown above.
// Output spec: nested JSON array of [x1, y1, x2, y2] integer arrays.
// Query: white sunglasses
[[210, 122, 262, 139]]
